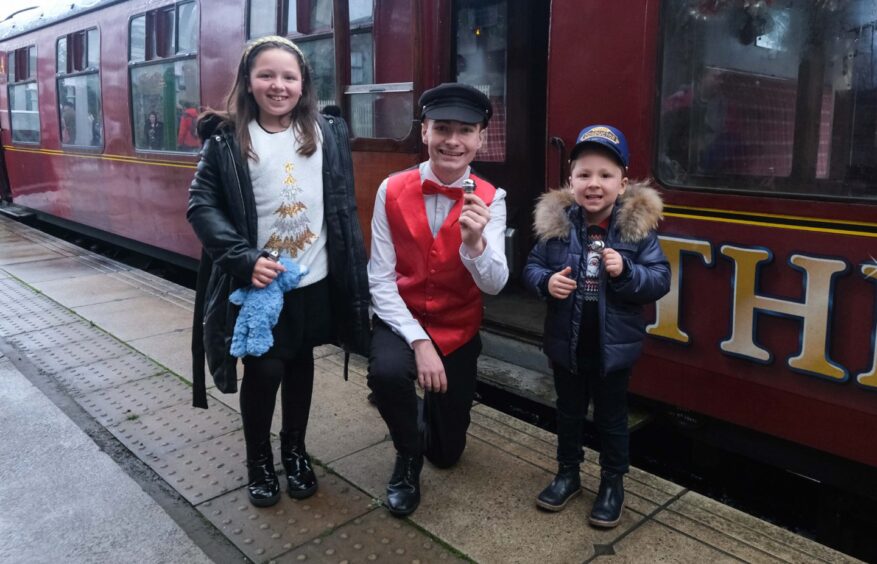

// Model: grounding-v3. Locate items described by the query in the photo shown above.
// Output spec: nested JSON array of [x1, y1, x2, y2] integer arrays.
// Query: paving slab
[[655, 491, 862, 564], [128, 327, 195, 381], [0, 240, 66, 265], [54, 351, 166, 396], [0, 255, 109, 282], [274, 508, 467, 563], [197, 466, 374, 562], [270, 361, 388, 464], [331, 438, 639, 563], [33, 272, 145, 307], [0, 354, 212, 564], [597, 520, 738, 563], [73, 294, 192, 341], [77, 372, 191, 426]]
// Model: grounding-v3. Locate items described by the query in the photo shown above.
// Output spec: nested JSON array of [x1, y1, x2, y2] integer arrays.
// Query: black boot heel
[[536, 464, 581, 511], [246, 443, 280, 507], [589, 470, 624, 528], [280, 431, 318, 499]]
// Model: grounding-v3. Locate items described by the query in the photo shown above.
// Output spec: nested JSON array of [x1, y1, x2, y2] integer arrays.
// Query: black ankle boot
[[246, 442, 280, 507], [386, 452, 423, 517], [589, 470, 624, 527], [280, 431, 317, 499], [536, 463, 581, 511]]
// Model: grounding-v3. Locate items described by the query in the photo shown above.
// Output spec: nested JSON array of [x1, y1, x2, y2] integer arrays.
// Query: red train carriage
[[2, 0, 875, 490]]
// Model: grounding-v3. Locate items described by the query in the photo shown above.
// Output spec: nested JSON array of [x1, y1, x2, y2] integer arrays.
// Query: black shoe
[[589, 470, 624, 528], [386, 452, 423, 517], [246, 447, 281, 508], [280, 431, 318, 499], [536, 464, 581, 511]]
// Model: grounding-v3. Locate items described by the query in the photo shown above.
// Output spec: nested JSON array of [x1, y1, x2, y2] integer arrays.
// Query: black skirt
[[244, 277, 333, 362]]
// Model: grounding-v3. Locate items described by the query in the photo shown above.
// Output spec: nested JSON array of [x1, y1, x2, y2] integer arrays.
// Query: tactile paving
[[0, 278, 47, 304], [53, 352, 166, 396], [110, 401, 240, 462], [149, 430, 284, 504], [76, 373, 190, 426], [0, 306, 80, 337], [24, 333, 132, 375], [273, 509, 466, 563], [8, 321, 121, 353], [198, 467, 373, 562]]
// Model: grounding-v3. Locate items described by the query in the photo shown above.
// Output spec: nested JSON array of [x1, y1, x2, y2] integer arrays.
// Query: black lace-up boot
[[246, 441, 281, 507], [536, 463, 582, 511], [386, 452, 423, 517], [589, 470, 624, 527], [280, 430, 318, 499]]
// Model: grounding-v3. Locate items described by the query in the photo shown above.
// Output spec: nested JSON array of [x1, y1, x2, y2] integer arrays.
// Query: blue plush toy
[[228, 257, 307, 358]]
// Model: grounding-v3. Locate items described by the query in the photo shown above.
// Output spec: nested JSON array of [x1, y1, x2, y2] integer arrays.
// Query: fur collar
[[532, 180, 663, 243]]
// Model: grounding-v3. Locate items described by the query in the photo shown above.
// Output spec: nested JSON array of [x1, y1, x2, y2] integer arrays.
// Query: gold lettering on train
[[856, 263, 877, 389], [648, 236, 713, 343], [720, 246, 847, 380]]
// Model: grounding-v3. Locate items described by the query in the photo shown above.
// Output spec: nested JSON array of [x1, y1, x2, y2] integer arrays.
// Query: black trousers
[[554, 359, 631, 474], [238, 279, 331, 461], [367, 318, 481, 468]]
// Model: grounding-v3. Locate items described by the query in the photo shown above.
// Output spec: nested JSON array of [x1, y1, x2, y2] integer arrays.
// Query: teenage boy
[[367, 83, 509, 516]]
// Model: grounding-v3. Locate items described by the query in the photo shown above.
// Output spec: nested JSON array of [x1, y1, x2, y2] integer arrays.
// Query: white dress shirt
[[368, 162, 509, 347]]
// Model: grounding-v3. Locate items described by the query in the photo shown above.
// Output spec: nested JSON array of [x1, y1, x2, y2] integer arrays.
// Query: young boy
[[523, 125, 670, 527], [367, 83, 509, 517]]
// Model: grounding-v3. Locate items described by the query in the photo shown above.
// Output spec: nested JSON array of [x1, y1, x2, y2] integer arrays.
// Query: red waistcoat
[[385, 168, 497, 355]]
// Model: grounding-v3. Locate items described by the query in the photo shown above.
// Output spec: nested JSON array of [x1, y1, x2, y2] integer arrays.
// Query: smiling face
[[570, 149, 628, 224], [421, 118, 484, 184], [247, 47, 303, 131]]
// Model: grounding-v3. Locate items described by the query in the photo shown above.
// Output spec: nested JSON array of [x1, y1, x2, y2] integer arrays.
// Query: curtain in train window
[[658, 0, 877, 200], [129, 1, 201, 152], [57, 28, 103, 148], [455, 0, 507, 162], [7, 46, 39, 144]]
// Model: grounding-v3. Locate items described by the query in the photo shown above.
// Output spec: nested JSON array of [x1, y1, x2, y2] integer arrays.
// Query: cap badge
[[580, 126, 619, 145]]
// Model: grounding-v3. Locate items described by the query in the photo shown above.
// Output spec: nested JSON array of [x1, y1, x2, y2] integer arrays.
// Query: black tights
[[240, 348, 315, 460]]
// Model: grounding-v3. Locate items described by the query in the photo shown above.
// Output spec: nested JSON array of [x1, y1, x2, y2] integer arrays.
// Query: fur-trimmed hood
[[532, 180, 663, 243]]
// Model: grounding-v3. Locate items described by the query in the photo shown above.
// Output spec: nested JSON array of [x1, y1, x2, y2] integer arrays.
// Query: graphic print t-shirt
[[249, 120, 327, 287], [576, 219, 608, 362]]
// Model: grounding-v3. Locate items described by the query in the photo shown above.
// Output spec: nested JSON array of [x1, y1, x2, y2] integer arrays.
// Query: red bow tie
[[422, 179, 464, 200]]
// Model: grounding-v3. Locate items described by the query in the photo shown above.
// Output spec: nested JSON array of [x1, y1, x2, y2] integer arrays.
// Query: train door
[[450, 0, 550, 334]]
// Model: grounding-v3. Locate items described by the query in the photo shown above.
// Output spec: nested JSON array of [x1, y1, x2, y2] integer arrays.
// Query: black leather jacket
[[187, 112, 370, 408]]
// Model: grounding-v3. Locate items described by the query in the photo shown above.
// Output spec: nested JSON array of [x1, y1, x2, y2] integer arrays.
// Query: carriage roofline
[[0, 0, 124, 42]]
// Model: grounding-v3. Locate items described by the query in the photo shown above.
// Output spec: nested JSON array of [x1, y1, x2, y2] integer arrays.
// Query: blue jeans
[[554, 359, 630, 474]]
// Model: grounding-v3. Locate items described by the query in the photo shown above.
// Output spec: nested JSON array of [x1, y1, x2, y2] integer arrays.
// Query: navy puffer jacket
[[523, 181, 670, 374]]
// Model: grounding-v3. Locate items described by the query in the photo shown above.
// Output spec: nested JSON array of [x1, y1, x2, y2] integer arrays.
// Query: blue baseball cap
[[569, 124, 629, 168]]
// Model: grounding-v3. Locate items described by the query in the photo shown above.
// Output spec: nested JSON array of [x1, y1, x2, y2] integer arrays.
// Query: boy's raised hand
[[548, 266, 577, 299], [459, 193, 489, 256], [603, 248, 624, 278]]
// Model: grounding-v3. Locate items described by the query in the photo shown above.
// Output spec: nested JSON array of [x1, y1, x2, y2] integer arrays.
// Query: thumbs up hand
[[548, 266, 577, 299]]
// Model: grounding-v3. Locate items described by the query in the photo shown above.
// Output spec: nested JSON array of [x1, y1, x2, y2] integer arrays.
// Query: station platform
[[0, 214, 862, 564]]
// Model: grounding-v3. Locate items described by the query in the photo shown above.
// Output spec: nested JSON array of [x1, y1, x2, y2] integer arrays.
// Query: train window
[[57, 28, 103, 148], [129, 2, 201, 152], [249, 0, 278, 39], [455, 0, 507, 162], [343, 0, 414, 139], [657, 1, 877, 200], [7, 46, 40, 144]]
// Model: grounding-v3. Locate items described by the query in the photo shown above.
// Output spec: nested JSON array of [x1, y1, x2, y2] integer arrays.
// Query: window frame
[[652, 1, 877, 203], [56, 26, 103, 150], [127, 0, 200, 154], [7, 45, 40, 145], [245, 0, 421, 151]]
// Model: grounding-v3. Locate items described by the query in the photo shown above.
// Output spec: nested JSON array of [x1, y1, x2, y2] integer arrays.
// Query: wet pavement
[[0, 215, 862, 563]]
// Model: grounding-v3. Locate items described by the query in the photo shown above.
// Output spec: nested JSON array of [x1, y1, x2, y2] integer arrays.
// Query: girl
[[523, 125, 670, 527], [187, 36, 370, 508]]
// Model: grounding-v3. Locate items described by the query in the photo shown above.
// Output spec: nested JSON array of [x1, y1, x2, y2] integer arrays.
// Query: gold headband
[[244, 35, 305, 61]]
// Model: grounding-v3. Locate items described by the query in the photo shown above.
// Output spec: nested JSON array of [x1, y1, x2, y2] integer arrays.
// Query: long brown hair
[[223, 36, 320, 161]]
